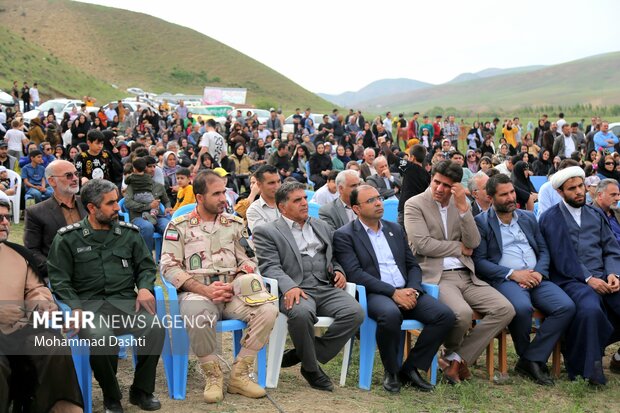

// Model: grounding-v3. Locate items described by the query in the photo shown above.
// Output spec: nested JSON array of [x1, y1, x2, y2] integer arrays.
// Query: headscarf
[[597, 155, 620, 181], [163, 150, 179, 186], [511, 161, 536, 193], [466, 149, 478, 173]]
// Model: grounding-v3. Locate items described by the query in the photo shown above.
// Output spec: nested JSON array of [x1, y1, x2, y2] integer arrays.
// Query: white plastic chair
[[6, 169, 21, 223], [264, 278, 356, 388]]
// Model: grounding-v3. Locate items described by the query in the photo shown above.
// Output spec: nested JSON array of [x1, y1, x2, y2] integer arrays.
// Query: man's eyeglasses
[[0, 214, 11, 222], [358, 196, 384, 205], [44, 147, 53, 151], [53, 172, 79, 179]]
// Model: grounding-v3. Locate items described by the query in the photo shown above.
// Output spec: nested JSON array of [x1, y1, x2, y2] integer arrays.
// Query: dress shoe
[[281, 348, 301, 368], [103, 397, 124, 413], [610, 355, 620, 373], [459, 361, 472, 381], [515, 358, 554, 386], [383, 370, 401, 393], [129, 387, 161, 411], [442, 360, 461, 385], [399, 368, 434, 392], [300, 366, 334, 391]]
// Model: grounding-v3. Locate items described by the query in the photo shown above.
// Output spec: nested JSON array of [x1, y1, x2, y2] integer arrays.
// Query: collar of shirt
[[496, 211, 518, 227], [53, 194, 76, 209], [562, 199, 582, 225], [359, 218, 382, 236], [282, 215, 309, 231], [258, 196, 277, 210]]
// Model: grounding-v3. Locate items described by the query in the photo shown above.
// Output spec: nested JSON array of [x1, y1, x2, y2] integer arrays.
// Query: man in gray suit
[[253, 181, 364, 391], [366, 156, 401, 200], [404, 160, 515, 384], [318, 169, 361, 230]]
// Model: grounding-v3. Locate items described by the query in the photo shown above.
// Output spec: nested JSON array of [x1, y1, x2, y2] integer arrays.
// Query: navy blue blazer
[[333, 218, 423, 297], [473, 208, 550, 287]]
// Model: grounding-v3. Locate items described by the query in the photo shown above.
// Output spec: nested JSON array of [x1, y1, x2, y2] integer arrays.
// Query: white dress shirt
[[562, 199, 582, 227], [436, 202, 465, 270], [359, 220, 405, 288], [282, 216, 323, 257]]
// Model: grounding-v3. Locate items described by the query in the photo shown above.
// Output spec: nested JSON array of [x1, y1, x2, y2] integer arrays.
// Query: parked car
[[0, 89, 14, 105], [22, 99, 98, 125], [100, 100, 159, 116], [609, 122, 620, 137], [236, 108, 271, 125], [282, 113, 325, 135]]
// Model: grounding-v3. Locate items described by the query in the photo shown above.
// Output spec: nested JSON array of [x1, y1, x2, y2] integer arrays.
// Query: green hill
[[0, 0, 330, 110], [359, 52, 620, 113]]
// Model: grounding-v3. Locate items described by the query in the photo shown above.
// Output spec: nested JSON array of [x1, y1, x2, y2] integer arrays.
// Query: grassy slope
[[0, 0, 331, 110], [361, 52, 620, 113]]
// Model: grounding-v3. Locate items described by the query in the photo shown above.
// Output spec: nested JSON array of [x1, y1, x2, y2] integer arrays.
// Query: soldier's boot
[[227, 356, 266, 398], [200, 361, 224, 403]]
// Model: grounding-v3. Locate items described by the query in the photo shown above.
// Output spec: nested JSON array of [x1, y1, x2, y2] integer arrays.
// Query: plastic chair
[[160, 275, 270, 399], [172, 203, 196, 218], [118, 198, 164, 263], [55, 286, 170, 413], [529, 176, 547, 193], [266, 281, 356, 388], [305, 161, 314, 190], [305, 189, 315, 202], [533, 202, 539, 217], [6, 169, 21, 223], [308, 201, 320, 219], [383, 198, 398, 223], [357, 283, 439, 390]]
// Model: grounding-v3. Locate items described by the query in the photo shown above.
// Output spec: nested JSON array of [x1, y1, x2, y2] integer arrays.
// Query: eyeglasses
[[605, 162, 615, 166], [44, 148, 53, 151], [53, 172, 79, 179], [467, 154, 476, 158], [0, 214, 11, 222], [358, 196, 384, 205]]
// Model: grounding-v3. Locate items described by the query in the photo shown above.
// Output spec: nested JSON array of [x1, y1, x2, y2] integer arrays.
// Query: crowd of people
[[1, 94, 620, 413]]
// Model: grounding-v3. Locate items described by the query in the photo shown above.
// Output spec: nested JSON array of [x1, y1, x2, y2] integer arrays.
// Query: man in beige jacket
[[404, 160, 514, 384]]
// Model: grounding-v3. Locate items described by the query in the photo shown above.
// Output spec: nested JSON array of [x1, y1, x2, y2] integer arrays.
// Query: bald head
[[363, 148, 375, 165], [46, 160, 79, 195]]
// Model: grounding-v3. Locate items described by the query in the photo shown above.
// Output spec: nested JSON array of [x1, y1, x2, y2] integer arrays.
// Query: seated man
[[318, 169, 361, 231], [312, 170, 340, 206], [253, 181, 364, 391], [124, 157, 172, 252], [468, 171, 491, 217], [334, 185, 454, 393], [359, 147, 376, 181], [246, 164, 281, 232], [405, 160, 515, 384], [48, 179, 165, 413], [0, 199, 83, 413], [366, 156, 401, 200], [160, 170, 278, 403], [473, 173, 575, 385], [22, 149, 53, 206], [539, 166, 620, 385]]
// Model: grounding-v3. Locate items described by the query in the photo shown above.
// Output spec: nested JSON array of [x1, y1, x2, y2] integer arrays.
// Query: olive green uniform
[[47, 217, 165, 402], [160, 209, 277, 357]]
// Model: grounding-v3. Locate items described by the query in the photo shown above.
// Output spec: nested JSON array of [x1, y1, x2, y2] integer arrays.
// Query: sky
[[78, 0, 619, 95]]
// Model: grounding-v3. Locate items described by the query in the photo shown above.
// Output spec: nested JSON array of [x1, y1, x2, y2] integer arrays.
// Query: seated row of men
[[2, 158, 619, 412]]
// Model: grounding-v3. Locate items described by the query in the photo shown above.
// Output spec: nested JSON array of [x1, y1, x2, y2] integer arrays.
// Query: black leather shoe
[[515, 358, 554, 386], [383, 370, 401, 393], [103, 397, 124, 413], [300, 366, 334, 391], [399, 368, 434, 392], [281, 348, 301, 368], [129, 387, 161, 411]]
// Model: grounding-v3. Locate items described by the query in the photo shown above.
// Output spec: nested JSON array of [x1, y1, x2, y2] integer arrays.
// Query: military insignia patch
[[189, 217, 199, 226], [189, 253, 202, 270], [220, 216, 228, 225], [250, 278, 262, 293], [241, 228, 249, 238], [165, 229, 180, 241]]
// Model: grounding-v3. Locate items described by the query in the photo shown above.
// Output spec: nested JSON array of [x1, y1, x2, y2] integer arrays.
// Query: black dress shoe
[[104, 397, 124, 413], [383, 370, 401, 393], [399, 368, 434, 392], [300, 366, 334, 391], [281, 348, 301, 368], [515, 358, 554, 386], [129, 387, 161, 411]]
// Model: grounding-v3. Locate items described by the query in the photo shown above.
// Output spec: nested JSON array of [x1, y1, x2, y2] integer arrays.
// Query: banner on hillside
[[203, 87, 247, 105]]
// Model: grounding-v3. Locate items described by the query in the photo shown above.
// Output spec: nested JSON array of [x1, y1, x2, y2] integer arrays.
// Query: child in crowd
[[0, 166, 16, 196], [22, 149, 53, 205], [172, 167, 195, 212], [125, 157, 159, 223]]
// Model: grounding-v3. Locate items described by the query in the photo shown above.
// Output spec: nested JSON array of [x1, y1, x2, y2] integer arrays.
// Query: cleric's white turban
[[551, 166, 585, 190]]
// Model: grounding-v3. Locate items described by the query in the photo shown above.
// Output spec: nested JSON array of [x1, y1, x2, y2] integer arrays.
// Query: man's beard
[[94, 210, 118, 226], [565, 197, 585, 209], [494, 201, 516, 214]]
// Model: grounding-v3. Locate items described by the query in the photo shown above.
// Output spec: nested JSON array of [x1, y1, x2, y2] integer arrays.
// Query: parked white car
[[609, 122, 620, 137], [236, 108, 271, 124], [22, 99, 98, 124], [283, 113, 325, 135]]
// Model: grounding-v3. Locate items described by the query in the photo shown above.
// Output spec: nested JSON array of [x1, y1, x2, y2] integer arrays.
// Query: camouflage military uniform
[[160, 208, 278, 357]]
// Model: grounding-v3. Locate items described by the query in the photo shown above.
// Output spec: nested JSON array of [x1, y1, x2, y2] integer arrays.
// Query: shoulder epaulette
[[172, 214, 189, 225], [118, 221, 139, 231], [229, 214, 245, 225], [57, 222, 82, 235]]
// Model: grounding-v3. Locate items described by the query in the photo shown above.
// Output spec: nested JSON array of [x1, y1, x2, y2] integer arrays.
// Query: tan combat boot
[[227, 356, 266, 398], [200, 360, 224, 403]]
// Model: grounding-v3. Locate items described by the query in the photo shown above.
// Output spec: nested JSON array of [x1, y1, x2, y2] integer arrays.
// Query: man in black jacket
[[397, 145, 430, 227]]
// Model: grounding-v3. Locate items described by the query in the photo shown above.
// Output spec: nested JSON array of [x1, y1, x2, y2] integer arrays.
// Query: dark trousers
[[367, 292, 455, 374], [496, 280, 575, 362], [78, 302, 165, 401]]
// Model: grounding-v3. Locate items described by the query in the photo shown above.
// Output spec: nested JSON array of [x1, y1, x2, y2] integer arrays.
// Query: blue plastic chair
[[118, 198, 164, 263], [172, 203, 196, 218], [159, 276, 269, 399], [356, 283, 440, 390], [533, 202, 539, 217], [55, 286, 171, 413], [308, 201, 320, 219], [305, 161, 314, 190], [383, 198, 398, 223], [529, 176, 547, 193], [305, 189, 315, 202]]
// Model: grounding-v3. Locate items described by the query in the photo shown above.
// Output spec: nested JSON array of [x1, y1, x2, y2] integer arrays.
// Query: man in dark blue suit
[[473, 173, 575, 385], [334, 185, 455, 393], [539, 166, 620, 385]]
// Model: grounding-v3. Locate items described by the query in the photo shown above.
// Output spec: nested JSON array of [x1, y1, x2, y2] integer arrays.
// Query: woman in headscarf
[[231, 143, 254, 191], [27, 117, 45, 145], [290, 144, 310, 183], [532, 149, 553, 177], [332, 144, 350, 172], [466, 149, 479, 173], [163, 151, 180, 201], [597, 152, 620, 181], [511, 161, 537, 210], [309, 141, 333, 190], [467, 121, 483, 150], [478, 156, 493, 173]]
